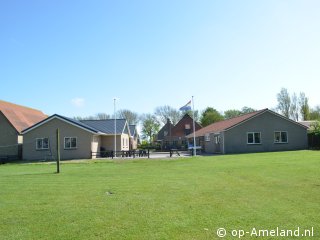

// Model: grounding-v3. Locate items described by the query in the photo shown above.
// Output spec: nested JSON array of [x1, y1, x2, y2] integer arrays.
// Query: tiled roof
[[81, 119, 127, 135], [187, 109, 268, 138], [0, 100, 47, 133]]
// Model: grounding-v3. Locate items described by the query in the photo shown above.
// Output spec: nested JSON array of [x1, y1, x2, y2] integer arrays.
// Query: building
[[129, 125, 139, 150], [22, 114, 131, 161], [0, 100, 47, 160], [156, 114, 202, 150], [187, 109, 308, 154], [298, 121, 318, 131]]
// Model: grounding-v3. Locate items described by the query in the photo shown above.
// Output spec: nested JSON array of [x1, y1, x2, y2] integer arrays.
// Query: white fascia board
[[22, 115, 99, 135]]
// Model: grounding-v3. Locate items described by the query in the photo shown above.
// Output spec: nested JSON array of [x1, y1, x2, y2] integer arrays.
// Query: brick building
[[156, 114, 202, 150]]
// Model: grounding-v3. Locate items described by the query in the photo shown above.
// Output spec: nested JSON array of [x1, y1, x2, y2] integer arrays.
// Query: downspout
[[222, 131, 225, 154]]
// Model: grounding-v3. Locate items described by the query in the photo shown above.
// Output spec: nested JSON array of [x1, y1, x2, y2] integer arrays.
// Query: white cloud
[[71, 98, 85, 108]]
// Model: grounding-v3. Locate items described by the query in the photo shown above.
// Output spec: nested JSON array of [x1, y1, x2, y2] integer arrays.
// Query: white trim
[[214, 135, 221, 144], [22, 115, 101, 135], [274, 131, 288, 144], [122, 120, 129, 135], [247, 132, 262, 145], [64, 137, 77, 149], [204, 133, 210, 142]]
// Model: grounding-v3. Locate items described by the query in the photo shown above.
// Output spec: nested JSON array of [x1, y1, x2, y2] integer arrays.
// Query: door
[[214, 134, 221, 153]]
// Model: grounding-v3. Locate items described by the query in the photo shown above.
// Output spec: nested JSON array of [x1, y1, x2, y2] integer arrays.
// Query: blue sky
[[1, 0, 319, 117]]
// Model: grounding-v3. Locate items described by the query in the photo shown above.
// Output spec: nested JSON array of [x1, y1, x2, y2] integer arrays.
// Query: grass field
[[0, 151, 319, 239]]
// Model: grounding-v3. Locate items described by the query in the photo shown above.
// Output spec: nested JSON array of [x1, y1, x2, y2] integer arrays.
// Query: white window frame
[[64, 137, 77, 149], [205, 133, 210, 142], [247, 132, 261, 144], [36, 138, 49, 150], [214, 135, 220, 144], [274, 131, 288, 144]]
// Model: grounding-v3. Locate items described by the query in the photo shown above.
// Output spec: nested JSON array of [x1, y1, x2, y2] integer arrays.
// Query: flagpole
[[192, 96, 196, 156]]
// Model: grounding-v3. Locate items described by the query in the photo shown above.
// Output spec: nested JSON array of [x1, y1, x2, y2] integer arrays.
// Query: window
[[214, 135, 220, 144], [184, 129, 191, 136], [185, 124, 191, 130], [205, 133, 210, 142], [36, 138, 49, 150], [64, 137, 77, 149], [164, 131, 168, 136], [274, 131, 288, 143], [247, 132, 261, 144]]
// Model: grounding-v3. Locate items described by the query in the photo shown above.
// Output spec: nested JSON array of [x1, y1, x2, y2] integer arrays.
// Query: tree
[[290, 93, 299, 121], [200, 107, 224, 127], [117, 109, 139, 125], [154, 105, 181, 125], [183, 110, 200, 123], [74, 114, 108, 120], [277, 88, 291, 118], [310, 106, 320, 120], [224, 109, 242, 119], [299, 92, 310, 121], [310, 121, 320, 132], [141, 114, 160, 143], [96, 113, 110, 120], [241, 106, 256, 114]]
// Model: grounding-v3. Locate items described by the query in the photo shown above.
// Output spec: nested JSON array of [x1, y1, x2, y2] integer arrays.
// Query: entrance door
[[214, 135, 221, 153]]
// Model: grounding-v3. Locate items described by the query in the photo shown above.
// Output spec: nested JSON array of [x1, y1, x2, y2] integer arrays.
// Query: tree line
[[73, 88, 320, 142], [276, 88, 320, 121]]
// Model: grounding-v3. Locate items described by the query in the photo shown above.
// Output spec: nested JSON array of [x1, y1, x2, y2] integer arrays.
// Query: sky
[[1, 0, 319, 118]]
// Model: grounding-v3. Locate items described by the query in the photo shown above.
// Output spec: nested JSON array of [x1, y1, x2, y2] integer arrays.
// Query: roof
[[0, 100, 47, 133], [187, 109, 267, 138], [298, 121, 318, 130], [81, 119, 128, 135], [22, 114, 101, 134], [129, 125, 137, 137], [171, 113, 202, 136], [188, 108, 308, 138], [22, 114, 130, 135]]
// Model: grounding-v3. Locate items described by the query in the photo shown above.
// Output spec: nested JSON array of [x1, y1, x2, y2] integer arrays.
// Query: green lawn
[[0, 151, 319, 240]]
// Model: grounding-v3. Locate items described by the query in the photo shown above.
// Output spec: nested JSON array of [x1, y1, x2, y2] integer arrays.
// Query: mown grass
[[0, 151, 319, 239]]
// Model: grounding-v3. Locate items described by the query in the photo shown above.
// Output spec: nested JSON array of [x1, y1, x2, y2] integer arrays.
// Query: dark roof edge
[[224, 108, 269, 132], [22, 114, 100, 134], [225, 108, 308, 132]]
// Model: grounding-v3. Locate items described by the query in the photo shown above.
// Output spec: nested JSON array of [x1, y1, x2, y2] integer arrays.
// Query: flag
[[179, 100, 192, 111]]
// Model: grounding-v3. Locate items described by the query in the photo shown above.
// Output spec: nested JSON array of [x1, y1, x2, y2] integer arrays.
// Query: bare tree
[[299, 92, 310, 121], [290, 93, 299, 121], [154, 105, 181, 125], [277, 88, 291, 118], [74, 113, 109, 120], [117, 109, 139, 125], [96, 113, 110, 120], [183, 109, 200, 123]]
